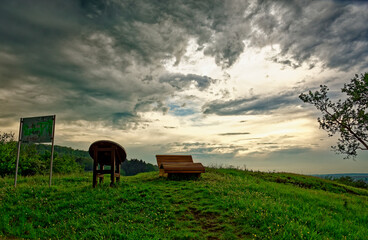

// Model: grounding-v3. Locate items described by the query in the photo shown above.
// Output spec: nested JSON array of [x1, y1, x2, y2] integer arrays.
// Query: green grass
[[1, 169, 367, 239]]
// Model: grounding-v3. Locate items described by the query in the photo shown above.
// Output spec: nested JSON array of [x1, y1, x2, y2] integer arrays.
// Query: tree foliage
[[121, 159, 158, 176], [299, 73, 368, 158], [0, 132, 17, 176], [0, 132, 83, 176], [327, 176, 368, 190]]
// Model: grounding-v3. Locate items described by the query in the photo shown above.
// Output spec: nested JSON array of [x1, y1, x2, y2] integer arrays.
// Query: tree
[[299, 73, 368, 159], [0, 132, 17, 176]]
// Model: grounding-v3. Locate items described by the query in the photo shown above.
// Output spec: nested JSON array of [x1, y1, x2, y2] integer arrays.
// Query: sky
[[0, 0, 367, 174]]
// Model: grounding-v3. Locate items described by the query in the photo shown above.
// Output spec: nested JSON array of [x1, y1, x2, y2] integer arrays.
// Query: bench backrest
[[156, 155, 193, 167]]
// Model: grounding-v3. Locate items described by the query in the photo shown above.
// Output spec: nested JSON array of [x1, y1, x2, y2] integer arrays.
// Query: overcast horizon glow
[[0, 0, 367, 174]]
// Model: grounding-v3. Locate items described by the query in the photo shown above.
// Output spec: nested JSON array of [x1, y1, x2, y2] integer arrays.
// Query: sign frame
[[14, 115, 56, 187]]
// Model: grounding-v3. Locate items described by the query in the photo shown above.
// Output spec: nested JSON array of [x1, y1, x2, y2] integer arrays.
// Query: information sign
[[14, 115, 56, 187], [21, 115, 54, 143]]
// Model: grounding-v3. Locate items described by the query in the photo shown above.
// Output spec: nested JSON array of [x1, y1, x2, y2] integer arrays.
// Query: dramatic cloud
[[1, 0, 367, 172], [203, 90, 301, 115], [0, 0, 221, 128], [1, 0, 367, 126], [247, 0, 368, 71], [159, 73, 216, 91]]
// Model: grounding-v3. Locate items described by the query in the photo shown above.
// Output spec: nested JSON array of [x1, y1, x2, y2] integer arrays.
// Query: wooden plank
[[162, 166, 205, 171], [93, 150, 98, 188], [110, 149, 115, 186], [159, 169, 166, 177], [97, 173, 120, 178], [161, 162, 204, 168], [162, 163, 205, 172], [158, 159, 193, 162], [95, 147, 115, 152], [156, 154, 193, 159], [96, 170, 113, 174], [156, 155, 193, 167], [159, 162, 196, 169]]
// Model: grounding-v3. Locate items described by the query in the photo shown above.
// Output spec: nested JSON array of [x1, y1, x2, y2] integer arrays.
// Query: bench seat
[[156, 155, 205, 177]]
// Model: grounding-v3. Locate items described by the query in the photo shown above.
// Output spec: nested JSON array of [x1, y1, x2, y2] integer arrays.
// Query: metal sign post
[[14, 115, 56, 187], [14, 118, 23, 187], [49, 115, 56, 187]]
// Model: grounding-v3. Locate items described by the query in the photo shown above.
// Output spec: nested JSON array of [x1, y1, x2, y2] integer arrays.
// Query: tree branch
[[323, 108, 368, 150]]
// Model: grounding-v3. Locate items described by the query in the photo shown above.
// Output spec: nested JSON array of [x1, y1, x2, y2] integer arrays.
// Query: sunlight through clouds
[[0, 0, 367, 173]]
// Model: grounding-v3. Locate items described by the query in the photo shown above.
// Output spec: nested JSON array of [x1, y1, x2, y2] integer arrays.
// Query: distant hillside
[[36, 144, 158, 176], [35, 144, 93, 171], [1, 169, 367, 239], [0, 141, 157, 176], [36, 144, 90, 159], [312, 173, 368, 189], [313, 173, 368, 183]]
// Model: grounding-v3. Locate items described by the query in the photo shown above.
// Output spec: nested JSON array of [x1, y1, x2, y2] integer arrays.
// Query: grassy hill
[[0, 168, 367, 239]]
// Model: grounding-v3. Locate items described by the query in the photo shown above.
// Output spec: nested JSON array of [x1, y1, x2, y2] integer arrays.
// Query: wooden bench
[[89, 140, 127, 187], [156, 155, 205, 177]]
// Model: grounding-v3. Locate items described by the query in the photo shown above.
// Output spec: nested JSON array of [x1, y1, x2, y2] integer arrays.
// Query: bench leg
[[110, 151, 115, 186], [110, 164, 115, 186], [116, 163, 121, 183], [93, 159, 97, 188], [99, 165, 104, 184]]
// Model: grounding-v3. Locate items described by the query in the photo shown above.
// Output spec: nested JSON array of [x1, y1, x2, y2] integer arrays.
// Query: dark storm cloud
[[0, 0, 218, 128], [159, 73, 216, 91], [203, 91, 299, 115], [0, 0, 367, 129], [251, 0, 368, 70]]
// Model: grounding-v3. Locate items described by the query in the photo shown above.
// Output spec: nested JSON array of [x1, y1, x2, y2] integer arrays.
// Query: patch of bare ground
[[177, 205, 225, 238]]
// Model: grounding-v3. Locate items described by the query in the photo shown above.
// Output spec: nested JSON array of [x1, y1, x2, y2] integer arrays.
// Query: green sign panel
[[21, 115, 55, 143]]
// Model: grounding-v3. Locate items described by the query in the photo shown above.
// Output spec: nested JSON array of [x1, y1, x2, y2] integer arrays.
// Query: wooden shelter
[[156, 155, 205, 177], [89, 140, 127, 187]]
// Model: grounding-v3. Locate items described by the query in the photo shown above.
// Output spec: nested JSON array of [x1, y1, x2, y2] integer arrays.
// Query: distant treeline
[[121, 159, 158, 176], [0, 131, 157, 177], [325, 176, 368, 189]]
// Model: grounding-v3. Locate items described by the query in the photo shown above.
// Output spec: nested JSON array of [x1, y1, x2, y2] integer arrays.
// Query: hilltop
[[1, 168, 367, 239]]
